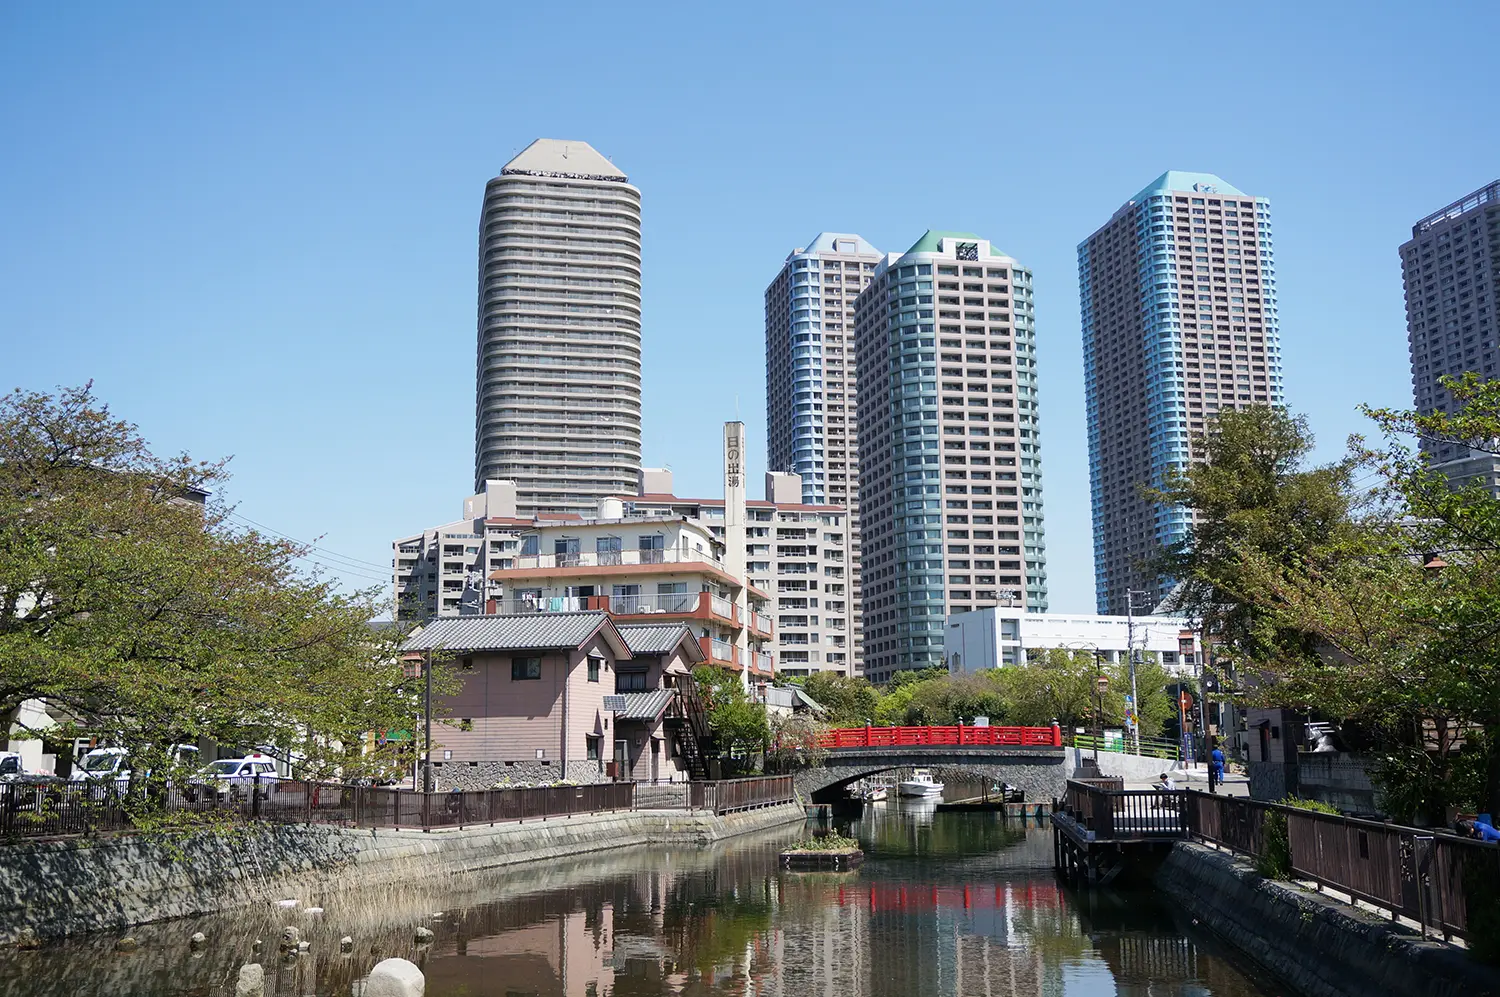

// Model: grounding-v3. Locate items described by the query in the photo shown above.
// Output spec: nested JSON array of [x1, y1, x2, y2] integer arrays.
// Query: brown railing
[[0, 779, 636, 838], [687, 776, 796, 815], [1184, 791, 1500, 941], [1060, 780, 1187, 838]]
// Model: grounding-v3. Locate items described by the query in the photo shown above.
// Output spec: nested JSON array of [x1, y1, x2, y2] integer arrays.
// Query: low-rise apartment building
[[943, 606, 1201, 675], [488, 514, 775, 678], [604, 467, 857, 677]]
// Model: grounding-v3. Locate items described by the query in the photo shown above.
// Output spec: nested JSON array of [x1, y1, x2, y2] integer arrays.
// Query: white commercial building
[[943, 606, 1200, 676]]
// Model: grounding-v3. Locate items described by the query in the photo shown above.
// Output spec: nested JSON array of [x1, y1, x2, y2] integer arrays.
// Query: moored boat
[[897, 768, 944, 797]]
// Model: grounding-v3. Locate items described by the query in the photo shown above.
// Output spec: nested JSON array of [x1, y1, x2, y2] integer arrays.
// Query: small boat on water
[[862, 786, 888, 802], [898, 768, 945, 797]]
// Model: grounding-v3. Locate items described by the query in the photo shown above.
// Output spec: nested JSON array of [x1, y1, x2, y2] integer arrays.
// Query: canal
[[1, 785, 1287, 996]]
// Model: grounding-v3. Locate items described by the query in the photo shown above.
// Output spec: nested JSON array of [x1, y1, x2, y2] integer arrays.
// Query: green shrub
[[1258, 797, 1339, 879]]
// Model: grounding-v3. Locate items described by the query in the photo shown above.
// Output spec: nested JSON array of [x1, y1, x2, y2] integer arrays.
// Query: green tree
[[692, 666, 769, 761], [0, 385, 419, 788], [801, 671, 879, 726], [1227, 377, 1500, 819], [766, 711, 827, 772], [1147, 405, 1354, 666]]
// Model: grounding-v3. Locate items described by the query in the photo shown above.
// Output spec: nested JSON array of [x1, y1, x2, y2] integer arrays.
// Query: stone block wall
[[1156, 841, 1500, 997], [427, 759, 606, 790]]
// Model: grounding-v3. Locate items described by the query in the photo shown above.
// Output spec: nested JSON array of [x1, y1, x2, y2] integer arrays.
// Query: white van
[[69, 744, 200, 790], [191, 754, 279, 800]]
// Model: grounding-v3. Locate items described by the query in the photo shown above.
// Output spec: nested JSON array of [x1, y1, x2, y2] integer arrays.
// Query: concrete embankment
[[1155, 840, 1500, 997], [0, 803, 804, 942]]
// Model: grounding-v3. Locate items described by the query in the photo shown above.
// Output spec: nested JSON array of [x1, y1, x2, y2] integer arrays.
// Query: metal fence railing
[[1184, 791, 1500, 942], [1059, 780, 1187, 838], [0, 779, 637, 839], [1072, 733, 1182, 761], [687, 776, 796, 815]]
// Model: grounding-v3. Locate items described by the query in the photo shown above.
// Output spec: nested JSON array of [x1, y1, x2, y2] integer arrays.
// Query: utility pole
[[1126, 589, 1148, 756], [423, 649, 433, 794]]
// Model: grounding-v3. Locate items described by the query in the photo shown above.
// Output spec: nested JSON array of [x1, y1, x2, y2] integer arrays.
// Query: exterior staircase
[[665, 676, 713, 781]]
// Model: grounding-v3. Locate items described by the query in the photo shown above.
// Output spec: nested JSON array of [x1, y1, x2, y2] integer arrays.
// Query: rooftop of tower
[[500, 139, 627, 182], [1131, 171, 1247, 202], [793, 233, 882, 257], [903, 230, 1009, 258]]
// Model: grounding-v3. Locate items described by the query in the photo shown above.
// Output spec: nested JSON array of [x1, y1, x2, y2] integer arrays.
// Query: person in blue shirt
[[1211, 744, 1226, 793]]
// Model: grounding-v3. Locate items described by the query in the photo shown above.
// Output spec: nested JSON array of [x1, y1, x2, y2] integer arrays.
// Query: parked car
[[190, 754, 279, 801], [68, 744, 200, 792], [0, 752, 62, 787]]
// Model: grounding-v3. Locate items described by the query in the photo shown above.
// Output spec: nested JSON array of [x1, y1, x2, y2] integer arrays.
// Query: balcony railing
[[710, 638, 734, 661], [752, 651, 774, 671], [711, 594, 734, 620], [752, 611, 774, 635], [508, 547, 725, 571]]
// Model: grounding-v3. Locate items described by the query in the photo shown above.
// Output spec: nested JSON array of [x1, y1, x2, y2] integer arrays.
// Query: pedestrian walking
[[1210, 743, 1226, 794]]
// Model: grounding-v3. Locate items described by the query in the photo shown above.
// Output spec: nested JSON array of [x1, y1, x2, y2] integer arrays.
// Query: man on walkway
[[1209, 742, 1226, 794]]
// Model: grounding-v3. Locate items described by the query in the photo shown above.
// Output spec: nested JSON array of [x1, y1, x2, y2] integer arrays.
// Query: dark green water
[[0, 791, 1288, 996]]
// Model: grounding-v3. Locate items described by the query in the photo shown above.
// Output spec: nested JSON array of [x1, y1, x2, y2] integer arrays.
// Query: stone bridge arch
[[794, 746, 1067, 803]]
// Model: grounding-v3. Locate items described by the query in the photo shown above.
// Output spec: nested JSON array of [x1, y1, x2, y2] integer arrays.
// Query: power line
[[227, 512, 392, 575]]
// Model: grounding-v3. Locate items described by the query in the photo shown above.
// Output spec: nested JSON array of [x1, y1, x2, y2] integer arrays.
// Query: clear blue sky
[[3, 3, 1496, 611]]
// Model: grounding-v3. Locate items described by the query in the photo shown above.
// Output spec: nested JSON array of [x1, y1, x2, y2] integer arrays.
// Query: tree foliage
[[0, 385, 418, 786], [800, 671, 879, 726], [692, 666, 768, 759]]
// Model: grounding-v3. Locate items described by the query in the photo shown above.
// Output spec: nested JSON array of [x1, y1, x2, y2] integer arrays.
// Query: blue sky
[[3, 3, 1496, 611]]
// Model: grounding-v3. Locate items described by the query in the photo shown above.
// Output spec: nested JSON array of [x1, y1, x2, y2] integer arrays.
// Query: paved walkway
[[1123, 768, 1250, 797]]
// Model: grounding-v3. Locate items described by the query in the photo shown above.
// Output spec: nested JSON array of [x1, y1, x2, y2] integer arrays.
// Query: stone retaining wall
[[1156, 840, 1500, 997], [0, 803, 804, 943]]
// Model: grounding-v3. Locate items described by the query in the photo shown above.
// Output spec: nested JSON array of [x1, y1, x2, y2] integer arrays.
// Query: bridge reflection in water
[[0, 807, 1282, 997]]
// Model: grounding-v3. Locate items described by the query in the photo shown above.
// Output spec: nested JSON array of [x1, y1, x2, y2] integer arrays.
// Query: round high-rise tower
[[475, 138, 643, 516]]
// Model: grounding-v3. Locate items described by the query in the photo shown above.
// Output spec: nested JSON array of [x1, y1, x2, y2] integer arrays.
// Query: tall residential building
[[765, 233, 881, 670], [619, 467, 856, 676], [1401, 180, 1500, 493], [854, 231, 1048, 683], [475, 138, 643, 517], [1080, 172, 1283, 615]]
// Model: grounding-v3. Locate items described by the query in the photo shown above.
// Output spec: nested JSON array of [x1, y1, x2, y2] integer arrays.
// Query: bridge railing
[[687, 776, 795, 814], [1060, 779, 1187, 838], [816, 724, 1062, 749]]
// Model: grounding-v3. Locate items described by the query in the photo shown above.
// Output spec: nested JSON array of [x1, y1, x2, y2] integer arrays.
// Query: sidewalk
[[1123, 767, 1250, 797]]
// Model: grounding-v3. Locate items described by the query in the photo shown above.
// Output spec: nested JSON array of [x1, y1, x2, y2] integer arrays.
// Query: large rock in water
[[365, 957, 425, 997], [234, 963, 265, 997]]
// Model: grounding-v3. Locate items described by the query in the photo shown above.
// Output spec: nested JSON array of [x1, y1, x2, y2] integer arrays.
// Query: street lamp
[[1125, 588, 1150, 755]]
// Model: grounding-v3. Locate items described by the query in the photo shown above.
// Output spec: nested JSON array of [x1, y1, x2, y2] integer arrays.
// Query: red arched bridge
[[799, 725, 1067, 802]]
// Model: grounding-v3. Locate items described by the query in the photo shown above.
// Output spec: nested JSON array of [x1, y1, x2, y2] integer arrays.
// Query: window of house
[[587, 656, 602, 682], [586, 736, 602, 761], [511, 656, 541, 681], [616, 670, 650, 692]]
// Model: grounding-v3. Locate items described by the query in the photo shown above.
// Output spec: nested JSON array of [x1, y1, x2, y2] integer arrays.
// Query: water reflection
[[1, 804, 1285, 997]]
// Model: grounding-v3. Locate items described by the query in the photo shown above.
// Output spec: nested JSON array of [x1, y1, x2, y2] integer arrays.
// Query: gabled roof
[[794, 232, 882, 257], [613, 690, 674, 722], [1131, 171, 1247, 202], [501, 139, 628, 183], [617, 623, 706, 661], [401, 612, 630, 657]]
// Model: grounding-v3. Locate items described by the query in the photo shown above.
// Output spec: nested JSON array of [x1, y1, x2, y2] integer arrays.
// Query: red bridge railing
[[816, 724, 1062, 749]]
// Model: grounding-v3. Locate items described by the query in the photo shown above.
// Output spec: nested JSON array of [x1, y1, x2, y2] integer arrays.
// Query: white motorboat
[[897, 768, 945, 797], [862, 786, 888, 802]]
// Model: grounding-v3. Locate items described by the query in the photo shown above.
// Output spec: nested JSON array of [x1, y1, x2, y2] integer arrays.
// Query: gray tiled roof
[[401, 612, 612, 653], [617, 623, 696, 656], [614, 689, 674, 721]]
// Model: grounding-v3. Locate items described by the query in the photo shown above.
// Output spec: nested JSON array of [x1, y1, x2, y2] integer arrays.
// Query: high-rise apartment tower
[[475, 138, 643, 516], [765, 233, 881, 673], [1080, 172, 1283, 614], [854, 231, 1048, 683], [1401, 180, 1500, 493]]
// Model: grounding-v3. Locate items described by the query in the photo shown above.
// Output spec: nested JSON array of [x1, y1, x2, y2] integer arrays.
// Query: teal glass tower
[[1080, 173, 1282, 614]]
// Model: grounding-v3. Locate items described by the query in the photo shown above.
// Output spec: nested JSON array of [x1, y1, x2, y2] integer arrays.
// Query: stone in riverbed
[[279, 926, 300, 949], [297, 940, 310, 953], [365, 957, 424, 997], [15, 928, 39, 950], [340, 936, 354, 952], [115, 937, 138, 952], [189, 932, 206, 949], [235, 963, 265, 997], [413, 926, 434, 944]]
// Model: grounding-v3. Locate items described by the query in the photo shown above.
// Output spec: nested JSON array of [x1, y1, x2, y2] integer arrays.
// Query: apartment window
[[586, 735, 602, 761], [512, 656, 542, 681], [587, 656, 602, 682], [616, 670, 649, 692]]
